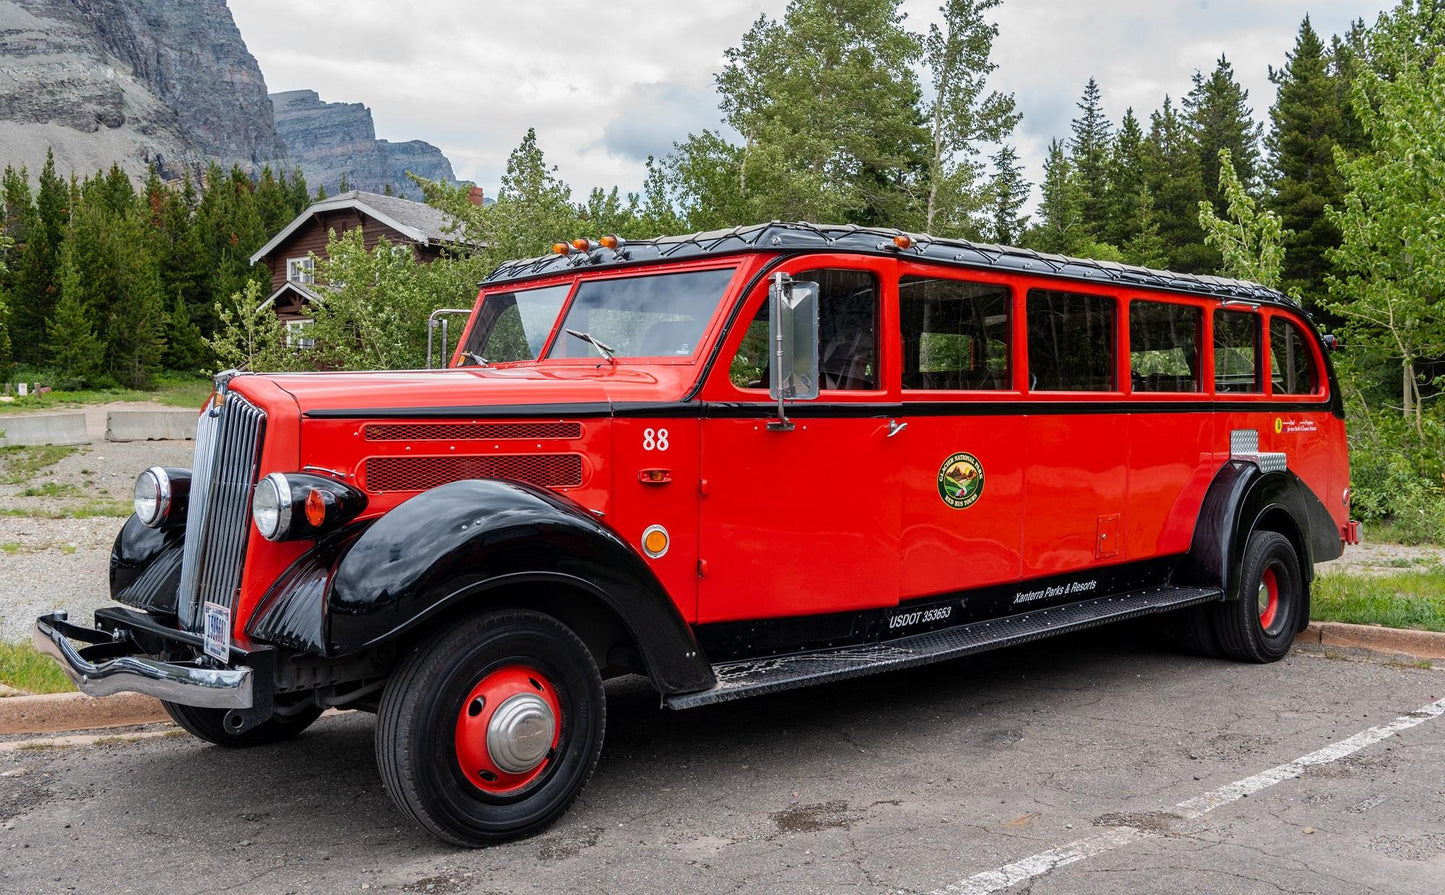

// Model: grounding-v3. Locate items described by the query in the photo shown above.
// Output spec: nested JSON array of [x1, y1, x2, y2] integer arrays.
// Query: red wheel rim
[[1258, 566, 1280, 630], [454, 665, 562, 794]]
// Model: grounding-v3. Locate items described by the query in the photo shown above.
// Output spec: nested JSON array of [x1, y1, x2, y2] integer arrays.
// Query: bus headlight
[[252, 472, 367, 542], [133, 467, 190, 529]]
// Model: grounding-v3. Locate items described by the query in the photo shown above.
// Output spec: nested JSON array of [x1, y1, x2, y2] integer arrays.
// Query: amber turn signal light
[[571, 238, 592, 252], [893, 234, 913, 250], [551, 242, 570, 255], [304, 487, 329, 527], [599, 234, 622, 250]]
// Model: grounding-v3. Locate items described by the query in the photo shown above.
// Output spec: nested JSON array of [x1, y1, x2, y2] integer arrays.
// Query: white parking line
[[925, 696, 1445, 895]]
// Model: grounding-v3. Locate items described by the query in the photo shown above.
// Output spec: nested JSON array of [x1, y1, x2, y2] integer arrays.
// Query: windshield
[[457, 283, 570, 366], [546, 268, 736, 360]]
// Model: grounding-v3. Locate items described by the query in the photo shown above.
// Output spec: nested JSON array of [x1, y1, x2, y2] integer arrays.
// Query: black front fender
[[324, 479, 714, 694]]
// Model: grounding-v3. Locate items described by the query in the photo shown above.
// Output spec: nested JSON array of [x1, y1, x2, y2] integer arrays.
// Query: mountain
[[270, 90, 459, 196], [0, 0, 462, 194], [0, 0, 283, 179]]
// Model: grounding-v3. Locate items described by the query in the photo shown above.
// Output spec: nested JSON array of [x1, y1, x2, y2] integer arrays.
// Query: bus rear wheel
[[375, 609, 605, 846], [1214, 530, 1303, 663]]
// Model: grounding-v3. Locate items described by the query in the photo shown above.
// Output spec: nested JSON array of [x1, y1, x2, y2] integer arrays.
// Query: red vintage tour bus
[[36, 223, 1356, 845]]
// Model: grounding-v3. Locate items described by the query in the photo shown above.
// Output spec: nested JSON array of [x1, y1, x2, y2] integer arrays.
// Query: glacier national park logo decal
[[937, 452, 984, 509]]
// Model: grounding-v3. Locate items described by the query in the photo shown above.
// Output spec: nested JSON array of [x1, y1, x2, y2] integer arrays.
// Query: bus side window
[[1270, 317, 1319, 395], [1213, 309, 1262, 393], [727, 268, 880, 391], [1129, 300, 1202, 393], [899, 275, 1011, 390], [1027, 289, 1117, 392]]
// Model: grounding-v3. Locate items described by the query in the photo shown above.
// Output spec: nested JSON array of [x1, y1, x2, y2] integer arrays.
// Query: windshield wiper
[[565, 329, 616, 364], [459, 351, 489, 367]]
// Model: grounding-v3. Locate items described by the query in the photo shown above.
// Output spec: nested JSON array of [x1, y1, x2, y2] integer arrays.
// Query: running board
[[666, 585, 1223, 710]]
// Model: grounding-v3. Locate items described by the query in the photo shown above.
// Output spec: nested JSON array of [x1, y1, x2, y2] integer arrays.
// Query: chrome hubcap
[[486, 693, 555, 774], [1257, 582, 1270, 616]]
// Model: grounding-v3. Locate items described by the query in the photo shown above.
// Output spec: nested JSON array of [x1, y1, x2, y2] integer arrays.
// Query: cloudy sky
[[229, 0, 1391, 213]]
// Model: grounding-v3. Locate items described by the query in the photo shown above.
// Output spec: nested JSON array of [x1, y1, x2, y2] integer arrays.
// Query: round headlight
[[252, 473, 291, 541], [133, 467, 170, 528]]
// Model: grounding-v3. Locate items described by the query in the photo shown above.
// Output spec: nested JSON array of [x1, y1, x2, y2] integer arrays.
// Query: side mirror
[[1321, 333, 1341, 352], [768, 274, 819, 430]]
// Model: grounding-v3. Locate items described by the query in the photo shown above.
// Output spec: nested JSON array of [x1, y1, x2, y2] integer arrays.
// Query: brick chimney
[[468, 186, 485, 206]]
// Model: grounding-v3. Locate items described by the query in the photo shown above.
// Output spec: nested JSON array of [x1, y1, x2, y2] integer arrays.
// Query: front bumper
[[34, 609, 253, 710]]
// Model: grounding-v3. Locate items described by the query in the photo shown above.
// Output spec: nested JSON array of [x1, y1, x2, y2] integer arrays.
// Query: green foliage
[[985, 144, 1028, 244], [0, 642, 74, 694], [1313, 570, 1445, 630], [1185, 55, 1263, 211], [1027, 139, 1084, 253], [1143, 96, 1212, 272], [1198, 149, 1288, 288], [1069, 77, 1113, 235], [1325, 0, 1445, 429], [205, 278, 293, 373]]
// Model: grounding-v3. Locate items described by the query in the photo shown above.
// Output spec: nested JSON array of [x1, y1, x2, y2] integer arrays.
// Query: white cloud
[[231, 0, 1392, 219]]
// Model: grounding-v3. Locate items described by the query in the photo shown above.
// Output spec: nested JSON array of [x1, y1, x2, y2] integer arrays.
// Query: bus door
[[1019, 288, 1128, 577], [697, 263, 901, 625], [895, 268, 1024, 601]]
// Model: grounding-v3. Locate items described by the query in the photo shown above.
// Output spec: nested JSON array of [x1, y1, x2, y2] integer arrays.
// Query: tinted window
[[1270, 317, 1319, 395], [461, 283, 570, 365], [1214, 310, 1261, 393], [1129, 300, 1201, 393], [548, 268, 735, 359], [727, 268, 879, 390], [1027, 290, 1116, 391], [900, 276, 1011, 390]]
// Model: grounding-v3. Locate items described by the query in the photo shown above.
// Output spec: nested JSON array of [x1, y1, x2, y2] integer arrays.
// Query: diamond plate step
[[666, 585, 1223, 710]]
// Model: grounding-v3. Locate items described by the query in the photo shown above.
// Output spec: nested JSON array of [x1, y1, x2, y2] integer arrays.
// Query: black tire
[[375, 609, 605, 847], [163, 701, 323, 747], [1213, 530, 1303, 663]]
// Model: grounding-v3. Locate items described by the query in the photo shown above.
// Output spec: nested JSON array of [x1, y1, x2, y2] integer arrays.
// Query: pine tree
[[1143, 95, 1212, 271], [1105, 108, 1148, 248], [48, 241, 102, 386], [1185, 56, 1263, 213], [1267, 16, 1348, 304], [1069, 77, 1113, 237], [10, 151, 66, 363], [1027, 139, 1083, 254], [985, 144, 1029, 244]]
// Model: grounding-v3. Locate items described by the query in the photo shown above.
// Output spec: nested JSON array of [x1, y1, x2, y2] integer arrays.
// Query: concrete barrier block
[[0, 412, 89, 446], [106, 409, 197, 442]]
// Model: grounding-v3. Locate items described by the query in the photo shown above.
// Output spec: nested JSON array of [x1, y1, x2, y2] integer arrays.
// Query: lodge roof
[[482, 221, 1299, 310], [250, 190, 464, 266]]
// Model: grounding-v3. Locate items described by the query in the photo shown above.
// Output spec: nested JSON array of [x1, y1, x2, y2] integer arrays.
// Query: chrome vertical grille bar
[[176, 391, 266, 631]]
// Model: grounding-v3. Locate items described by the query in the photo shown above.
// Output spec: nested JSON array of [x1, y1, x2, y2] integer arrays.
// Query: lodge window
[[1270, 317, 1319, 395], [728, 268, 880, 391], [899, 276, 1010, 391], [284, 319, 315, 350], [1129, 300, 1202, 393], [1213, 309, 1262, 393], [287, 256, 314, 285], [1026, 289, 1117, 392]]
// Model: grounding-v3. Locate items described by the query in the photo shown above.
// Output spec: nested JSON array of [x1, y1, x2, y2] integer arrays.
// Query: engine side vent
[[363, 455, 585, 493], [363, 421, 582, 442]]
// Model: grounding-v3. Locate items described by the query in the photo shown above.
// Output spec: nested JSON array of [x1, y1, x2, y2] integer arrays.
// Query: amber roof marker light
[[599, 235, 624, 251]]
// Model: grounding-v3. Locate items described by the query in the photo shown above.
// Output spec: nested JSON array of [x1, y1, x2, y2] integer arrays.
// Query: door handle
[[887, 420, 908, 438]]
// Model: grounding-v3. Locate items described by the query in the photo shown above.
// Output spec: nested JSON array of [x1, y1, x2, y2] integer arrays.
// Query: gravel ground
[[0, 403, 194, 641]]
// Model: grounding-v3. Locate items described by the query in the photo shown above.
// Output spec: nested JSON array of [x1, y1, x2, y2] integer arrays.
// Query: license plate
[[202, 602, 231, 662]]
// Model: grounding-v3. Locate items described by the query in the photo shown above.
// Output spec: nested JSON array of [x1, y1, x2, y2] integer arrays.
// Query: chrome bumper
[[34, 611, 253, 710]]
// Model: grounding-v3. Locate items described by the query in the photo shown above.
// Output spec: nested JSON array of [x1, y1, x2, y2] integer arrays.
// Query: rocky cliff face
[[0, 0, 282, 179], [271, 90, 459, 196]]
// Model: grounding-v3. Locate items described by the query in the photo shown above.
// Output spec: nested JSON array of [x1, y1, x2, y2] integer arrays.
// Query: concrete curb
[[2, 624, 1439, 737], [105, 409, 196, 442], [0, 692, 169, 736], [0, 411, 89, 446], [1299, 621, 1445, 662]]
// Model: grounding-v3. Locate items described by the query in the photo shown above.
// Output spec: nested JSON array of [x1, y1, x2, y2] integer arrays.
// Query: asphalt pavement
[[2, 630, 1441, 895]]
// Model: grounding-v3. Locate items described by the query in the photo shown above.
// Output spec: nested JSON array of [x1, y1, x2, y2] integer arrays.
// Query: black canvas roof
[[483, 221, 1298, 310]]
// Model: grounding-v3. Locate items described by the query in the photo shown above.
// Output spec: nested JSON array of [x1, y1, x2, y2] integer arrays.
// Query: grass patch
[[0, 444, 78, 484], [0, 541, 20, 554], [1313, 569, 1445, 633], [0, 642, 75, 694], [21, 481, 83, 498], [0, 377, 211, 415], [0, 500, 131, 519]]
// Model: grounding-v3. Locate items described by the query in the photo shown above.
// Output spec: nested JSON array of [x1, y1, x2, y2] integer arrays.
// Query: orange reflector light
[[638, 468, 671, 484], [642, 526, 669, 558], [304, 488, 327, 528], [571, 238, 591, 252], [893, 234, 913, 250], [600, 234, 621, 250], [551, 242, 570, 255]]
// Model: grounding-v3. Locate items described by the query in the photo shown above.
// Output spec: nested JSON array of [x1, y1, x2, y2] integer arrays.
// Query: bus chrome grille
[[177, 392, 266, 631]]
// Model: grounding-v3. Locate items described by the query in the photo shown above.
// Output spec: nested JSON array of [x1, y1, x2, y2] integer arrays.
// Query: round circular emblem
[[1274, 417, 1283, 434], [937, 452, 985, 509]]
